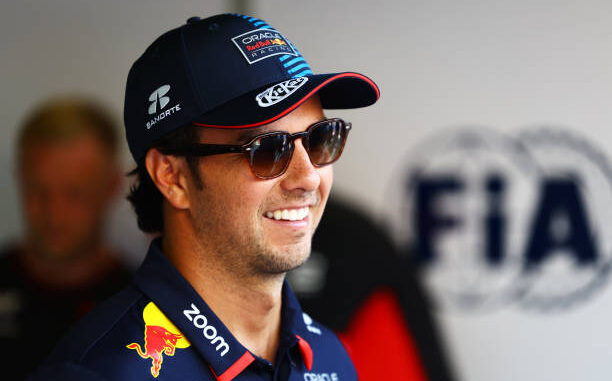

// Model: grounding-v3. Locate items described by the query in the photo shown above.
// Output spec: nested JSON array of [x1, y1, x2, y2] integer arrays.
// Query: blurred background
[[3, 0, 612, 380]]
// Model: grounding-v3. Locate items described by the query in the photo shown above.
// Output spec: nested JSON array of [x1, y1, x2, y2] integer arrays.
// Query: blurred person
[[30, 13, 379, 380], [0, 96, 132, 378]]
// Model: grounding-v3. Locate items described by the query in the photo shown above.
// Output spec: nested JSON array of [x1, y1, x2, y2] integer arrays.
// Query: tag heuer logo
[[148, 85, 171, 115], [255, 77, 309, 108]]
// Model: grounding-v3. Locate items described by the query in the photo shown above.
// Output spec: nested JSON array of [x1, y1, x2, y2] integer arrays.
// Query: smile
[[264, 207, 310, 221]]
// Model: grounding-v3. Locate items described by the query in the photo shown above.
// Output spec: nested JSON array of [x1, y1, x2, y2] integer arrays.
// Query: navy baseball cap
[[124, 13, 380, 162]]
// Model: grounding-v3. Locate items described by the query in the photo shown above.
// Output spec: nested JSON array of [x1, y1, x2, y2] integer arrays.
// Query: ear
[[145, 148, 192, 210]]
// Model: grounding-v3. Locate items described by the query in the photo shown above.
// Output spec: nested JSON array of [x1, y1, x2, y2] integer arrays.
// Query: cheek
[[69, 196, 105, 225], [313, 166, 333, 229], [202, 155, 268, 202], [22, 192, 45, 225], [224, 184, 271, 224], [198, 170, 262, 223], [318, 165, 334, 199]]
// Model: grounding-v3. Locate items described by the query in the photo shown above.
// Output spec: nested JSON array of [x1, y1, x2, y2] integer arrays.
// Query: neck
[[163, 218, 285, 363]]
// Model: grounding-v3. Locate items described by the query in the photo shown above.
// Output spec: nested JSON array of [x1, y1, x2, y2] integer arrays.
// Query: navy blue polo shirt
[[28, 239, 357, 381]]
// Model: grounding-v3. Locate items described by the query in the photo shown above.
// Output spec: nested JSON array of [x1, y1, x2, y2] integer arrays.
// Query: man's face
[[18, 133, 118, 260], [187, 96, 333, 277]]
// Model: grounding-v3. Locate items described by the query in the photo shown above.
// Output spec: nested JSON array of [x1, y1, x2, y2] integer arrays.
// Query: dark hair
[[127, 125, 203, 233]]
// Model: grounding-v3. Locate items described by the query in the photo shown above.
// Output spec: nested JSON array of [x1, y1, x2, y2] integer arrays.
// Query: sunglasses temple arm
[[161, 143, 246, 157]]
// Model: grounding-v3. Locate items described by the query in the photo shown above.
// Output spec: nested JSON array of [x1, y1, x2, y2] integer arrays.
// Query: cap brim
[[192, 72, 379, 128]]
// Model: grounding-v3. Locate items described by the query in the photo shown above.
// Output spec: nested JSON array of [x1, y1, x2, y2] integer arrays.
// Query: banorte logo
[[146, 85, 182, 130], [127, 302, 191, 378], [148, 85, 170, 115]]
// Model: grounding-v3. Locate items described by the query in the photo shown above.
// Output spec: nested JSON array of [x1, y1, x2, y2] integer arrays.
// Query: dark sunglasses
[[161, 118, 351, 179]]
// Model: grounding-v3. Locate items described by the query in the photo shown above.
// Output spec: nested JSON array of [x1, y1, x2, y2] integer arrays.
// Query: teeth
[[266, 207, 310, 221]]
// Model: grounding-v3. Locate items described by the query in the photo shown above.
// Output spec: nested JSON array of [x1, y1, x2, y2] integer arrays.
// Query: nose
[[279, 139, 320, 193]]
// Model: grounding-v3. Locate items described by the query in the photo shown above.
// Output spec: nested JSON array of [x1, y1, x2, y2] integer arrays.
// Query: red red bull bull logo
[[245, 38, 288, 52], [127, 302, 191, 378], [270, 38, 287, 46]]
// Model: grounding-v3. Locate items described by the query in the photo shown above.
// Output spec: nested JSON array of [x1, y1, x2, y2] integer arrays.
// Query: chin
[[37, 238, 86, 261], [256, 243, 311, 275]]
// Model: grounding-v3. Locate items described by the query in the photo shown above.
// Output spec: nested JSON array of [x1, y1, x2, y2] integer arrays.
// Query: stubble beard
[[192, 198, 314, 280], [251, 230, 312, 276]]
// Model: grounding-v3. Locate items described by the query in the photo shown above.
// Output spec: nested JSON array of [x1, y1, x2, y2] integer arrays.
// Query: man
[[1, 96, 131, 379], [30, 13, 379, 380]]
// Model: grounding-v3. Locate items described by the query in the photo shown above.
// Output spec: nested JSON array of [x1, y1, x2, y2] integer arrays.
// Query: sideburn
[[186, 155, 204, 190]]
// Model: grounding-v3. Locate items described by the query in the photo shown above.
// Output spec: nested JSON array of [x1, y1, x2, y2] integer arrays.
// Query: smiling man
[[30, 14, 378, 380]]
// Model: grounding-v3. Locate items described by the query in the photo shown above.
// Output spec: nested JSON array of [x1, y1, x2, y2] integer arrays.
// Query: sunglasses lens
[[307, 120, 348, 166], [250, 134, 292, 178], [248, 119, 349, 179]]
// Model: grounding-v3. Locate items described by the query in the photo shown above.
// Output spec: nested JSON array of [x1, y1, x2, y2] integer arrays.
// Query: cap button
[[186, 16, 201, 24]]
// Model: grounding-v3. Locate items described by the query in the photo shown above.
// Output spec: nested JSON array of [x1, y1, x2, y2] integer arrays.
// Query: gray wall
[[4, 1, 612, 380]]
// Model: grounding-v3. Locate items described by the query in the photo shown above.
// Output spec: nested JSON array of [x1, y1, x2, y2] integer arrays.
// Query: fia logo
[[148, 85, 171, 115], [389, 127, 612, 312]]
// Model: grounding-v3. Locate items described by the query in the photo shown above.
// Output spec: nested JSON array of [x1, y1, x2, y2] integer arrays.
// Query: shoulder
[[27, 362, 111, 381], [29, 285, 215, 381], [0, 243, 23, 285], [29, 285, 147, 380], [299, 312, 358, 380]]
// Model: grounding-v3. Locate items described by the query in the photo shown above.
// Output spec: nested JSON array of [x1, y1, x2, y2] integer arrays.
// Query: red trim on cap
[[296, 335, 313, 371], [209, 351, 255, 381], [192, 72, 380, 129]]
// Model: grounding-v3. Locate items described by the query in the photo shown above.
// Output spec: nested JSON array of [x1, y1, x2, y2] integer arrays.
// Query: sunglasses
[[161, 118, 351, 179]]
